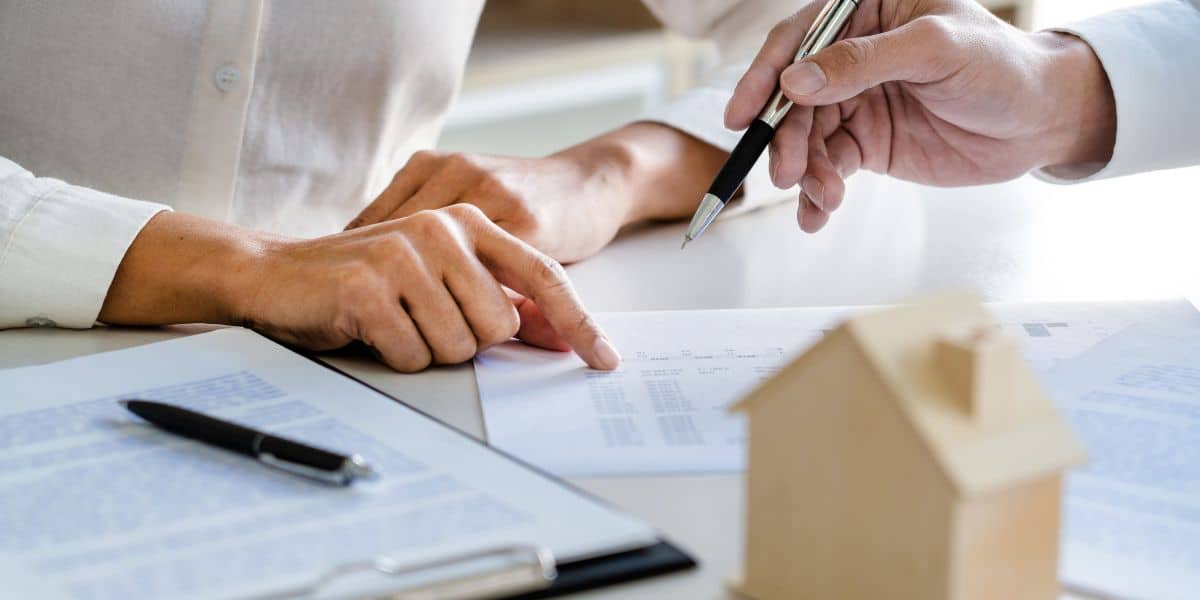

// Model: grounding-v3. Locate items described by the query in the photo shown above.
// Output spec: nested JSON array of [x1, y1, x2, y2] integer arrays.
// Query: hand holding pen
[[689, 0, 1117, 238]]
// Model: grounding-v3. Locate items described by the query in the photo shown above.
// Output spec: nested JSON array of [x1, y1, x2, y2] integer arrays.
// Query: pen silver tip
[[117, 399, 130, 407], [681, 238, 691, 250], [684, 193, 725, 247], [345, 455, 380, 481]]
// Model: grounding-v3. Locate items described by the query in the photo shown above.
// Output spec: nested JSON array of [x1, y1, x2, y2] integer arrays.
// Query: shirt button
[[25, 316, 56, 328], [213, 63, 242, 93]]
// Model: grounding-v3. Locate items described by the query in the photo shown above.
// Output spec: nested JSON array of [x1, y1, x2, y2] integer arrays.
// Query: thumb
[[781, 18, 951, 106]]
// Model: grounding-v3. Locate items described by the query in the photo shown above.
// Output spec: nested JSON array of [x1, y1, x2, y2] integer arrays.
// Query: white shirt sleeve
[[1037, 0, 1200, 184], [0, 156, 168, 329], [639, 0, 799, 215]]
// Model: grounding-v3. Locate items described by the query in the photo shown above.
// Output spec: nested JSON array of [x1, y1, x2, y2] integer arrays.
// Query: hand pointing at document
[[726, 0, 1118, 233], [100, 206, 621, 373]]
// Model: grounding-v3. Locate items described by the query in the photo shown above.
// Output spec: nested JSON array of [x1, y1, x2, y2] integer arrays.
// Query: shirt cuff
[[0, 176, 169, 329], [1034, 0, 1200, 184], [639, 75, 797, 216]]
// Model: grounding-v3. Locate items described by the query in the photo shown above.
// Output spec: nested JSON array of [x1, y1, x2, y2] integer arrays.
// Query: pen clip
[[795, 0, 846, 59], [756, 0, 859, 127], [246, 544, 556, 600]]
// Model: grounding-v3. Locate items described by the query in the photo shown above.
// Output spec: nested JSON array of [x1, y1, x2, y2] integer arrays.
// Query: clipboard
[[0, 327, 695, 600], [300, 348, 698, 599], [243, 540, 693, 599]]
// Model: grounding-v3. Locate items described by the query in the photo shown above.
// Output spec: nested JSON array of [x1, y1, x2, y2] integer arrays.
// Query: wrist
[[553, 131, 644, 228], [1033, 31, 1117, 177], [220, 230, 286, 329], [99, 212, 278, 327], [556, 122, 727, 226]]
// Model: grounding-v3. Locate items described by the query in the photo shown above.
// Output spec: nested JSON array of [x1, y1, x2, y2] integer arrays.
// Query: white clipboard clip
[[247, 544, 556, 600]]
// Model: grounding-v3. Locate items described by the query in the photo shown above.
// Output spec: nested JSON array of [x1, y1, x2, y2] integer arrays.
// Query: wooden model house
[[730, 292, 1086, 600]]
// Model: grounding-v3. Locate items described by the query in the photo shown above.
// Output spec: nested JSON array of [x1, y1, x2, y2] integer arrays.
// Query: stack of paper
[[1045, 314, 1200, 599], [475, 299, 1200, 599]]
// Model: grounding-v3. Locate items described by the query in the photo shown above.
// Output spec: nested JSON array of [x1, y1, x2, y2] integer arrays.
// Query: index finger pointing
[[466, 214, 620, 370]]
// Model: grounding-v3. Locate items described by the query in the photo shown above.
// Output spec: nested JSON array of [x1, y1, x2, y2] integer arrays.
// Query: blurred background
[[438, 0, 1153, 157]]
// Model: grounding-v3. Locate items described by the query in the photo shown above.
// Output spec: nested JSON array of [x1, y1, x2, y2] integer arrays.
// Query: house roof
[[732, 290, 1087, 497]]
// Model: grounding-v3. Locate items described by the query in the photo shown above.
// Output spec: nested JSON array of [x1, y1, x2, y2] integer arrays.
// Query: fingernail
[[769, 152, 781, 186], [782, 62, 827, 96], [593, 337, 621, 370]]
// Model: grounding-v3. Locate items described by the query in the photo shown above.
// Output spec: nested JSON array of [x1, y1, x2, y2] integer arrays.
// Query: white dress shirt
[[3, 1, 1198, 330], [1038, 0, 1200, 184], [0, 0, 796, 330]]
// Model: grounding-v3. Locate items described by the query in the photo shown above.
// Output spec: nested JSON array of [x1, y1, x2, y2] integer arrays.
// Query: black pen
[[682, 0, 860, 248], [120, 400, 379, 486]]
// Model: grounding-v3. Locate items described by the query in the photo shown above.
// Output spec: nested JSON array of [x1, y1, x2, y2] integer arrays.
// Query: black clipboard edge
[[296, 343, 699, 597], [512, 541, 696, 599]]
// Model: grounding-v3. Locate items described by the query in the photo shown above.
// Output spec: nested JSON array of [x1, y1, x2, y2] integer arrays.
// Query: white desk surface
[[4, 168, 1198, 598]]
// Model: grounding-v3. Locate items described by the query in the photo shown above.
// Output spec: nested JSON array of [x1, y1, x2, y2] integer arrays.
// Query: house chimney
[[934, 327, 1019, 424]]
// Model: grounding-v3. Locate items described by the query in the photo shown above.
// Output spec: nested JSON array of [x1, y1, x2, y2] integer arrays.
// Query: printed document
[[1047, 315, 1200, 600], [0, 329, 656, 600], [476, 300, 1197, 476]]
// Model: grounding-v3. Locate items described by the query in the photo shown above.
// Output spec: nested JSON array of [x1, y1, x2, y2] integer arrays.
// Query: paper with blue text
[[1047, 314, 1200, 600], [0, 329, 656, 600]]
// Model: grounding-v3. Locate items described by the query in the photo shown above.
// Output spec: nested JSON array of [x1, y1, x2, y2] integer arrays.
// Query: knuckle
[[529, 254, 569, 291], [443, 202, 486, 223], [443, 153, 477, 173], [427, 209, 472, 247], [404, 209, 449, 238], [406, 150, 440, 169], [914, 16, 956, 47], [836, 37, 873, 69], [572, 312, 599, 337], [370, 232, 417, 264], [395, 348, 433, 373], [436, 337, 478, 365], [392, 151, 437, 183], [477, 309, 520, 348], [501, 307, 522, 339]]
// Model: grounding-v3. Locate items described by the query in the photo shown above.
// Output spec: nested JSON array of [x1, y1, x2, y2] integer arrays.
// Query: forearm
[[98, 211, 271, 327], [556, 122, 728, 225]]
